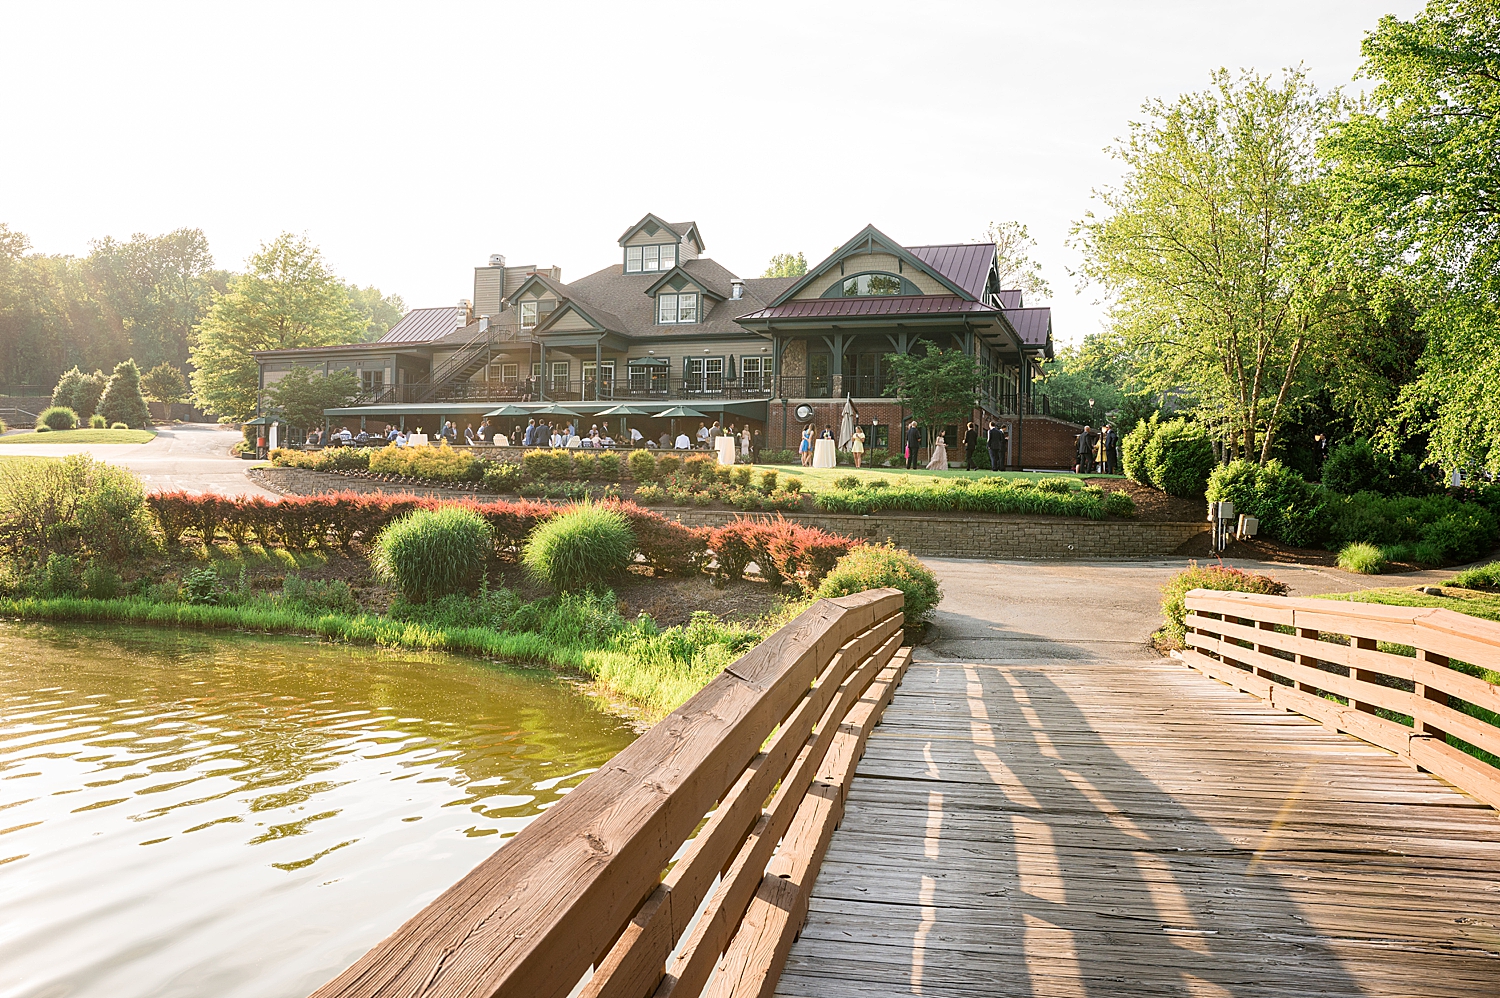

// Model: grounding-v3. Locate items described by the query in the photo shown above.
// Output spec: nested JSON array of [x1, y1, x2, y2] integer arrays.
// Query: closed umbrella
[[726, 354, 737, 381], [838, 396, 857, 449]]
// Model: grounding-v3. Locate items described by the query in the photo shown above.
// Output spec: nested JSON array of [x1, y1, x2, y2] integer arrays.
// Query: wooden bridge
[[314, 587, 1500, 998]]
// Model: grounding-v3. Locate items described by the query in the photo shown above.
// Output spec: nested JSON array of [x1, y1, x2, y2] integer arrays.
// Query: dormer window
[[626, 244, 677, 274], [520, 301, 538, 329], [658, 292, 698, 324]]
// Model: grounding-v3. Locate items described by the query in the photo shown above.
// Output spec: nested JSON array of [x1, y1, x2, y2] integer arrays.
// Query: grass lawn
[[1314, 586, 1500, 624], [0, 428, 157, 444], [757, 463, 1121, 493]]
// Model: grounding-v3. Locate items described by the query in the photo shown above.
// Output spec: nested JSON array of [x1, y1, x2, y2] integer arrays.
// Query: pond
[[0, 623, 639, 997]]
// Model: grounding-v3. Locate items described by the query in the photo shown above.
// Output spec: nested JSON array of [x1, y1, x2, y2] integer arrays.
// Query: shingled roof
[[562, 258, 782, 339]]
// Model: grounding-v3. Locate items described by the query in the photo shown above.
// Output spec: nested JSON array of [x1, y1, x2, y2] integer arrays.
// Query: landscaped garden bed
[[0, 454, 941, 720]]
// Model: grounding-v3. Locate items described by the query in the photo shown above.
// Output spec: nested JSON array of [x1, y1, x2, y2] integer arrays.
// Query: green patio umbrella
[[485, 404, 533, 417], [655, 406, 708, 419], [530, 403, 580, 417], [593, 404, 654, 416]]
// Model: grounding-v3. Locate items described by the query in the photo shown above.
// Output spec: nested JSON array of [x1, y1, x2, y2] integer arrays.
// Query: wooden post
[[1295, 627, 1321, 694], [1414, 648, 1450, 741], [1349, 636, 1378, 715]]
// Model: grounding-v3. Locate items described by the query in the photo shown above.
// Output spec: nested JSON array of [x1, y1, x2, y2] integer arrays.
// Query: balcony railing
[[347, 377, 775, 408]]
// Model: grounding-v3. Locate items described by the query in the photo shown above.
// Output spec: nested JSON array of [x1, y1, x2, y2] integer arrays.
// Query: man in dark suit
[[986, 421, 1008, 471], [1101, 423, 1120, 474], [904, 419, 922, 469], [963, 422, 979, 470], [1076, 425, 1097, 474]]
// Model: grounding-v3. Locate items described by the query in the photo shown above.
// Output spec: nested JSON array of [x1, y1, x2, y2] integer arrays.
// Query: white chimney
[[457, 299, 471, 325], [730, 278, 744, 300], [479, 315, 490, 333], [489, 254, 506, 267]]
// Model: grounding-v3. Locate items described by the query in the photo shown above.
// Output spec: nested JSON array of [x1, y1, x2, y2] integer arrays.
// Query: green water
[[0, 623, 638, 997]]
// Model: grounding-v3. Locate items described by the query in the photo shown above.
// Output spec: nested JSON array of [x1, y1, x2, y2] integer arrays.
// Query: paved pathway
[[0, 423, 273, 496], [774, 558, 1500, 997]]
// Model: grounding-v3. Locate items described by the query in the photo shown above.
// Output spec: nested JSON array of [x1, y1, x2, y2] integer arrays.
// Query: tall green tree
[[983, 221, 1050, 300], [344, 283, 407, 342], [1074, 68, 1367, 464], [762, 252, 807, 278], [86, 229, 227, 370], [98, 359, 152, 428], [882, 346, 987, 440], [190, 233, 366, 420], [265, 366, 358, 430], [1322, 0, 1500, 474], [140, 362, 188, 404]]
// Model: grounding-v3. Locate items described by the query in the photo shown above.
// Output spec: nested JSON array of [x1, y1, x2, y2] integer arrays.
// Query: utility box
[[1237, 514, 1259, 540]]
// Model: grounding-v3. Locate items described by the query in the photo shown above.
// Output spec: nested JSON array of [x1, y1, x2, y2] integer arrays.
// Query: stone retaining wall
[[254, 468, 1206, 560]]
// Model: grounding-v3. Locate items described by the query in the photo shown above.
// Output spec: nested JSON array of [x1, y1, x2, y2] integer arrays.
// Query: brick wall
[[254, 468, 1205, 560]]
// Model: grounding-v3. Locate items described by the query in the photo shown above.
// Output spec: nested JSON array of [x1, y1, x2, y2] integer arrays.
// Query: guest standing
[[1076, 425, 1097, 475], [850, 425, 866, 468], [926, 431, 949, 470], [904, 419, 922, 470], [963, 422, 978, 470], [987, 421, 1008, 471]]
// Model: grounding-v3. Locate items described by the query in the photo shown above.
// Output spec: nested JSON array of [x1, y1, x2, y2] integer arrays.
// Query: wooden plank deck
[[773, 651, 1500, 998]]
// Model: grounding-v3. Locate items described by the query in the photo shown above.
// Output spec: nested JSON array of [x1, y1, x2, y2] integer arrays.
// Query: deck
[[776, 649, 1500, 998]]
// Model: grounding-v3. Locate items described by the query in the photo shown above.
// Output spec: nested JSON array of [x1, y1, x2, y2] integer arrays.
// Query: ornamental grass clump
[[372, 506, 492, 601], [1451, 561, 1500, 592], [816, 543, 942, 625], [1158, 561, 1289, 647], [1337, 541, 1388, 575], [522, 502, 635, 592], [39, 406, 77, 431]]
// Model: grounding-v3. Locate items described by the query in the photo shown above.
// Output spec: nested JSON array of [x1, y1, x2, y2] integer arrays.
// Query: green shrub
[[522, 503, 635, 592], [89, 414, 107, 429], [1104, 490, 1136, 517], [812, 477, 1111, 519], [1321, 437, 1433, 496], [372, 506, 492, 601], [482, 462, 522, 492], [1142, 418, 1214, 498], [596, 452, 622, 480], [179, 567, 224, 605], [281, 574, 359, 615], [1338, 541, 1387, 574], [655, 453, 682, 478], [369, 442, 484, 482], [80, 562, 121, 599], [1159, 562, 1289, 646], [39, 406, 78, 431], [1324, 492, 1497, 564], [1452, 562, 1500, 591], [34, 553, 82, 597], [97, 359, 152, 428], [633, 483, 666, 504], [572, 451, 598, 478], [1036, 477, 1074, 494], [1207, 459, 1329, 548], [110, 422, 128, 430], [0, 454, 153, 565], [783, 476, 803, 494], [1121, 413, 1159, 484], [34, 425, 50, 433], [759, 469, 779, 494], [816, 543, 942, 624], [731, 466, 753, 487], [628, 449, 658, 481], [833, 474, 861, 490], [682, 454, 715, 480]]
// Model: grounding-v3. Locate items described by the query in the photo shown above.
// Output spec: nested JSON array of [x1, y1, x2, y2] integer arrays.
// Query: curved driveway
[[0, 423, 273, 496]]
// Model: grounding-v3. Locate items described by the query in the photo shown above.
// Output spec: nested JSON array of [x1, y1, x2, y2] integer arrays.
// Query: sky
[[1, 0, 1424, 347]]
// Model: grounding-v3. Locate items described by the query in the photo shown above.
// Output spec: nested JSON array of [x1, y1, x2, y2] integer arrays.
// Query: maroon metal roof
[[1004, 306, 1052, 346], [735, 295, 1002, 322], [995, 289, 1024, 310], [380, 306, 463, 344], [906, 244, 994, 299]]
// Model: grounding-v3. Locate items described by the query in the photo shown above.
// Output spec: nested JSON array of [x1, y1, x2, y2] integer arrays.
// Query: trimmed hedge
[[1141, 418, 1214, 498], [1207, 460, 1329, 548], [816, 543, 942, 623], [812, 476, 1135, 519]]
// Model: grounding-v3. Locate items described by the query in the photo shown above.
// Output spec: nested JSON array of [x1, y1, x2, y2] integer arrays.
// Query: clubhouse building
[[252, 214, 1065, 465]]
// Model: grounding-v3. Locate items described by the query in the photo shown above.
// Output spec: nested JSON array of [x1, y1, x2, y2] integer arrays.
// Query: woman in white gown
[[926, 433, 949, 470]]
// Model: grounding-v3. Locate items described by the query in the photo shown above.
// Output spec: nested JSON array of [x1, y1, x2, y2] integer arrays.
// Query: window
[[628, 364, 667, 394], [532, 362, 542, 381], [808, 352, 831, 397], [360, 369, 384, 392], [499, 363, 519, 383], [658, 292, 699, 324], [625, 244, 676, 273], [549, 360, 569, 393], [520, 301, 538, 329], [684, 357, 724, 393], [740, 356, 764, 391], [841, 272, 904, 296], [582, 360, 615, 394]]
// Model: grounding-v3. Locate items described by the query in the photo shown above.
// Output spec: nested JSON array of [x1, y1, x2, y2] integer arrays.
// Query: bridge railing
[[1179, 589, 1500, 809], [313, 588, 909, 998]]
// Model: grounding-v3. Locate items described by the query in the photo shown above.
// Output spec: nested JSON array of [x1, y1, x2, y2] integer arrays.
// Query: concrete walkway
[[0, 423, 273, 496]]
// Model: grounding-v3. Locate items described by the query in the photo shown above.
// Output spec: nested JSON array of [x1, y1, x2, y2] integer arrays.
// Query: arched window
[[823, 272, 921, 297]]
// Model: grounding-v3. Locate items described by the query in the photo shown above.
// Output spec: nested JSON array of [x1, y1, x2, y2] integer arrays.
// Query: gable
[[644, 265, 723, 300], [535, 301, 603, 334], [771, 225, 974, 305]]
